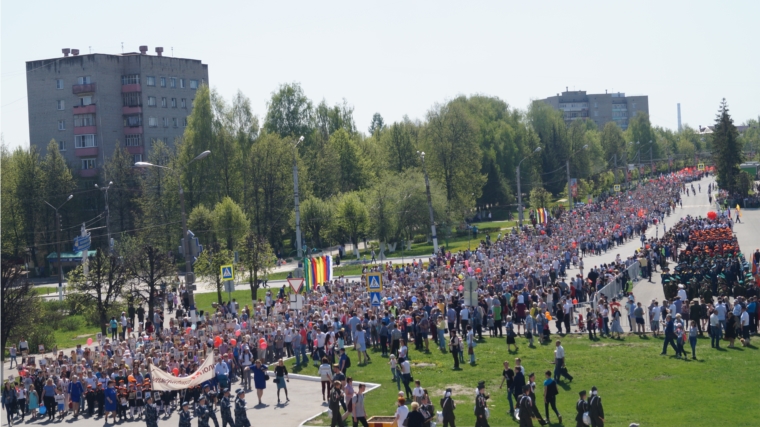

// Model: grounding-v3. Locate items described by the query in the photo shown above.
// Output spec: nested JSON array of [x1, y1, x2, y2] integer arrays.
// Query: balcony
[[124, 126, 143, 135], [75, 147, 99, 157], [79, 168, 98, 178], [122, 83, 141, 93], [73, 104, 96, 114], [122, 106, 142, 115], [126, 146, 144, 155], [74, 126, 97, 135], [72, 83, 96, 94]]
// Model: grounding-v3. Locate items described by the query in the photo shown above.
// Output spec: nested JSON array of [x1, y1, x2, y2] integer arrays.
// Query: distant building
[[540, 89, 649, 131], [26, 46, 209, 178]]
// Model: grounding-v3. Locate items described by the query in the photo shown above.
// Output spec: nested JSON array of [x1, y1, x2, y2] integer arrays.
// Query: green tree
[[330, 129, 368, 192], [212, 197, 249, 250], [0, 146, 29, 256], [103, 143, 139, 236], [368, 112, 385, 137], [382, 121, 419, 173], [600, 122, 626, 169], [264, 82, 313, 139], [529, 187, 552, 209], [333, 192, 369, 258], [529, 102, 569, 195], [238, 231, 275, 305], [67, 249, 127, 335], [626, 112, 659, 165], [298, 196, 333, 249], [194, 242, 234, 305], [188, 204, 215, 249], [1, 261, 39, 362], [712, 99, 743, 194], [315, 98, 356, 139], [121, 236, 174, 331], [41, 140, 77, 259], [137, 140, 180, 252]]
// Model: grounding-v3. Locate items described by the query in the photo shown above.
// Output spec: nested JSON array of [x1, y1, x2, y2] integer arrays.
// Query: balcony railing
[[73, 104, 96, 114], [72, 83, 97, 94]]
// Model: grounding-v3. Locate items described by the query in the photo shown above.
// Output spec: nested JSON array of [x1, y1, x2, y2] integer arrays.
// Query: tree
[[212, 197, 249, 250], [330, 129, 368, 193], [626, 112, 659, 164], [68, 249, 127, 335], [194, 242, 234, 305], [367, 177, 398, 259], [178, 84, 216, 210], [263, 82, 313, 139], [382, 121, 419, 173], [238, 231, 275, 305], [712, 99, 743, 194], [600, 122, 626, 169], [298, 196, 333, 249], [188, 204, 215, 249], [137, 139, 180, 253], [315, 98, 356, 139], [103, 143, 139, 235], [368, 113, 385, 136], [333, 192, 369, 258], [41, 140, 77, 260], [1, 260, 38, 362], [1, 146, 29, 257], [529, 187, 552, 209], [121, 237, 174, 330], [529, 103, 569, 195]]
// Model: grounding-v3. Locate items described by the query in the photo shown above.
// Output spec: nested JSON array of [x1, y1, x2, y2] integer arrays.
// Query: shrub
[[59, 316, 82, 332]]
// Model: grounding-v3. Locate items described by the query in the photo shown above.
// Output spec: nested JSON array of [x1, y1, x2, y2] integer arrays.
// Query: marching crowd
[[6, 167, 747, 427]]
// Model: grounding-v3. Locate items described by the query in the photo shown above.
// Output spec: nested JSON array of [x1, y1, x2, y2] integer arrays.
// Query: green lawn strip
[[303, 334, 758, 426]]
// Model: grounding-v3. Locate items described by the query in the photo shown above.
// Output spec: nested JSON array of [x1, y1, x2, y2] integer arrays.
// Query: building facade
[[540, 89, 648, 131], [26, 46, 209, 177]]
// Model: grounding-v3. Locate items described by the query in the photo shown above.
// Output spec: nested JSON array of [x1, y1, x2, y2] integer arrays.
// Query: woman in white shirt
[[318, 357, 333, 402], [394, 397, 409, 427]]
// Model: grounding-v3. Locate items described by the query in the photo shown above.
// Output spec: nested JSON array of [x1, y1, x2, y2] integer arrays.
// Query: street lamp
[[417, 151, 438, 255], [44, 194, 74, 301], [293, 136, 304, 259], [517, 147, 542, 226], [566, 144, 588, 209], [95, 181, 113, 252], [135, 150, 210, 323]]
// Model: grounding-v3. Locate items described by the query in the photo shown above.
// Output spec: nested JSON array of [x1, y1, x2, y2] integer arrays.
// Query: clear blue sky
[[2, 0, 758, 150]]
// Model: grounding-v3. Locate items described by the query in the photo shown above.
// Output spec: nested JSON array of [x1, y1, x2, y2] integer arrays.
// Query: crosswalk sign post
[[367, 272, 383, 292], [221, 264, 234, 281], [370, 292, 382, 307], [614, 184, 621, 192]]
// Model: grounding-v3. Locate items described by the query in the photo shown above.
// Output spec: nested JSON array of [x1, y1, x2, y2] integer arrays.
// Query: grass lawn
[[301, 332, 759, 427]]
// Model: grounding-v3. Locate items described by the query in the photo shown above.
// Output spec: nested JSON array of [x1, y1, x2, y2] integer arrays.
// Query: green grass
[[303, 333, 759, 427]]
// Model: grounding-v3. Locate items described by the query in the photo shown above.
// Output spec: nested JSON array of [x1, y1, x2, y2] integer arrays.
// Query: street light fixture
[[135, 150, 211, 324], [417, 150, 438, 255], [44, 194, 74, 301], [95, 181, 114, 253], [516, 146, 541, 226]]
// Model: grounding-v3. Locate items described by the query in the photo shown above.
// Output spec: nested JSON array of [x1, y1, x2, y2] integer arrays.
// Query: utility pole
[[95, 181, 113, 252], [649, 141, 654, 176], [566, 158, 572, 209], [418, 151, 438, 255], [293, 136, 304, 259], [517, 147, 541, 226], [44, 195, 73, 301]]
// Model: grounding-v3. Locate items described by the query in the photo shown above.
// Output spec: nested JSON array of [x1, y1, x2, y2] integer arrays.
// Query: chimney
[[566, 86, 568, 92], [71, 49, 80, 56], [155, 47, 164, 56], [605, 89, 607, 94], [62, 48, 70, 57], [139, 45, 148, 55]]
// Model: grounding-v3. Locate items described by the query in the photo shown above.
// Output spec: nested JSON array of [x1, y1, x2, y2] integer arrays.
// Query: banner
[[304, 255, 333, 290], [150, 351, 216, 391], [570, 178, 578, 198]]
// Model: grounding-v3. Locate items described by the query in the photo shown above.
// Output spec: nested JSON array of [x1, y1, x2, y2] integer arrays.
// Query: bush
[[59, 316, 82, 332], [29, 325, 56, 354]]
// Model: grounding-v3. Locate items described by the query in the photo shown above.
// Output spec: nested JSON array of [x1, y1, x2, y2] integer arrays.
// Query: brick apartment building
[[25, 46, 209, 177]]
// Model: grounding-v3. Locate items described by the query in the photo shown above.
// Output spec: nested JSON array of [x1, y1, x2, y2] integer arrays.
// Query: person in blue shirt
[[543, 371, 562, 424], [660, 314, 679, 356], [104, 380, 118, 424]]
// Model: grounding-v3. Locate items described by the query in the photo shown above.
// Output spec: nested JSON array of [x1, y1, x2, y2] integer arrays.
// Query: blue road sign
[[370, 292, 382, 307], [73, 235, 91, 252], [367, 272, 382, 291], [221, 264, 234, 280]]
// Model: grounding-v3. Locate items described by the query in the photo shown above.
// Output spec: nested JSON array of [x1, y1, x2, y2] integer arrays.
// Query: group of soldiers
[[514, 385, 605, 427], [176, 388, 250, 427]]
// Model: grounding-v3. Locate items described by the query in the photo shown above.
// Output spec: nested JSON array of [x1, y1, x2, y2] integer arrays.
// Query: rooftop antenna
[[89, 46, 92, 54], [121, 42, 124, 53], [171, 47, 174, 57]]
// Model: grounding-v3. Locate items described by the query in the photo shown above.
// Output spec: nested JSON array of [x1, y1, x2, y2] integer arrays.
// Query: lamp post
[[95, 181, 113, 253], [566, 144, 588, 209], [293, 136, 304, 259], [417, 151, 438, 255], [44, 194, 74, 301], [517, 147, 542, 227], [136, 150, 210, 322]]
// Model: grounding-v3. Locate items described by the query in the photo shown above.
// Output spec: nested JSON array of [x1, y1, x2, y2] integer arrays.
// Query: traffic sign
[[224, 280, 235, 293], [288, 277, 305, 294], [613, 185, 621, 192], [73, 235, 91, 252], [221, 264, 234, 280], [289, 293, 305, 310], [370, 292, 382, 307], [463, 277, 478, 307], [698, 163, 705, 171], [367, 272, 383, 291]]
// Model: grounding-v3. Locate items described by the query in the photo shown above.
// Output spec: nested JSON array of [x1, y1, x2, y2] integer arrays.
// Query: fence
[[595, 260, 641, 305]]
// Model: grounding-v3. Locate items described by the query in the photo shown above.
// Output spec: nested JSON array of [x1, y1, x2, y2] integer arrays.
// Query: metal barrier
[[597, 261, 641, 301]]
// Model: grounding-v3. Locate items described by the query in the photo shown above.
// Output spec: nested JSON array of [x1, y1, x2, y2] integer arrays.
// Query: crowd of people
[[6, 167, 746, 427]]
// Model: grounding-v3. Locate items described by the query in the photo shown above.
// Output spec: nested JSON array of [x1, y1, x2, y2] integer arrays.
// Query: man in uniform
[[144, 394, 158, 427], [179, 401, 193, 427], [588, 386, 604, 427], [219, 389, 234, 427], [203, 384, 220, 427], [95, 382, 105, 418], [517, 385, 534, 427], [85, 385, 96, 417], [195, 395, 210, 427], [475, 382, 490, 427], [575, 390, 589, 427], [234, 389, 250, 427]]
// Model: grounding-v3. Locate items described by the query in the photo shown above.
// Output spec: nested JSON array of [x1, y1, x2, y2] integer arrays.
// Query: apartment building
[[26, 46, 209, 177], [540, 89, 649, 131]]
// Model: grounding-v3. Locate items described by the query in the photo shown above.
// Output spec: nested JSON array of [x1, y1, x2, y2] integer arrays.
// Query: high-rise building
[[26, 46, 209, 177], [540, 89, 649, 131]]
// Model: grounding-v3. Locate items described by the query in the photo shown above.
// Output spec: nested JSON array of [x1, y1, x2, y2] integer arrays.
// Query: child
[[487, 313, 495, 338], [28, 388, 40, 418], [389, 354, 401, 391], [55, 388, 66, 420]]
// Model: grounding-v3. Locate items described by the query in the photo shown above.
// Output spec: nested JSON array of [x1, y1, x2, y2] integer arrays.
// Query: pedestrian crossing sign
[[221, 264, 234, 280], [367, 272, 383, 291], [614, 185, 621, 192], [698, 163, 705, 171], [370, 292, 382, 307]]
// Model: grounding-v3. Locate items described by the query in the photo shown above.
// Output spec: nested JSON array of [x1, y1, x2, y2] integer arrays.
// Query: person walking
[[399, 357, 413, 399], [575, 390, 589, 427], [542, 371, 561, 424], [440, 388, 456, 427], [144, 394, 158, 427], [517, 385, 534, 427], [553, 341, 573, 382], [710, 309, 722, 349], [219, 389, 234, 427], [449, 332, 461, 370], [329, 380, 345, 427], [474, 383, 490, 427], [351, 383, 369, 427], [660, 314, 679, 356], [274, 359, 289, 404], [688, 320, 698, 359], [251, 359, 268, 405], [319, 357, 333, 401], [588, 386, 605, 427], [393, 397, 408, 427], [407, 402, 426, 427], [234, 389, 250, 427], [499, 361, 515, 417]]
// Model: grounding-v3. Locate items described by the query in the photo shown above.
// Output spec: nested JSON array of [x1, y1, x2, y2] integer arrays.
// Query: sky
[[2, 1, 759, 150]]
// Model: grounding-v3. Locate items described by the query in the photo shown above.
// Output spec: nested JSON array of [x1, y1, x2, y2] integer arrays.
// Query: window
[[163, 117, 169, 128], [125, 135, 142, 147], [121, 74, 140, 85], [172, 117, 178, 128], [594, 102, 598, 108], [171, 98, 177, 108], [133, 154, 143, 164], [180, 78, 185, 88], [190, 79, 198, 89], [58, 120, 65, 130], [81, 158, 96, 170], [79, 96, 93, 106], [74, 114, 95, 127], [58, 141, 66, 151], [632, 103, 637, 109], [75, 135, 97, 148], [181, 98, 186, 108], [160, 77, 166, 87], [148, 117, 157, 127], [77, 76, 91, 85], [123, 115, 142, 127], [594, 111, 598, 117], [170, 77, 176, 88], [146, 76, 156, 86], [161, 97, 167, 108], [57, 100, 65, 110], [183, 117, 188, 127], [122, 92, 141, 107], [56, 79, 64, 89], [148, 96, 156, 107]]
